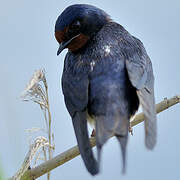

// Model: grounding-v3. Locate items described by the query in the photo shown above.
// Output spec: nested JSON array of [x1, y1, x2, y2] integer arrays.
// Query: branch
[[10, 95, 180, 180]]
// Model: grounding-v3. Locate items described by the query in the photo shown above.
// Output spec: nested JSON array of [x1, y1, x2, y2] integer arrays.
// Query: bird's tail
[[137, 88, 157, 149], [116, 134, 128, 174], [72, 111, 99, 175], [95, 104, 129, 173]]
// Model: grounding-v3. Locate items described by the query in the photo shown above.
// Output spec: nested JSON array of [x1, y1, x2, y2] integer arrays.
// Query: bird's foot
[[91, 129, 96, 137], [129, 126, 133, 136]]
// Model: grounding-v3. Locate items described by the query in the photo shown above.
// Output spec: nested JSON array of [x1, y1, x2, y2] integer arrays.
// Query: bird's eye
[[69, 20, 81, 30]]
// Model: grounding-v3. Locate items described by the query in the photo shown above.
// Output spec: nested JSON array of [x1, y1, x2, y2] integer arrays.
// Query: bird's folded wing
[[62, 54, 98, 175], [125, 37, 157, 149]]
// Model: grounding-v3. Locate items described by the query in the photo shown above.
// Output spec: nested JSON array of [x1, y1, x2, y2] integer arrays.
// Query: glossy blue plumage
[[55, 4, 109, 36], [55, 4, 157, 176]]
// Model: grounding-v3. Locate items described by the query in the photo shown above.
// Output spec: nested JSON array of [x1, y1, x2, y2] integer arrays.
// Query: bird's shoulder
[[97, 22, 145, 55], [93, 22, 154, 91], [61, 22, 151, 80]]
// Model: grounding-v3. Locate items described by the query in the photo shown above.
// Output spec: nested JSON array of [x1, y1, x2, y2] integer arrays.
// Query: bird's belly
[[88, 73, 139, 119], [87, 112, 95, 128]]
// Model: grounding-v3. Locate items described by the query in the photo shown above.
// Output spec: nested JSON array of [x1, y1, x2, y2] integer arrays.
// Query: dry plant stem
[[10, 137, 49, 180], [20, 69, 54, 180], [42, 147, 47, 162], [17, 95, 180, 180], [44, 81, 52, 180]]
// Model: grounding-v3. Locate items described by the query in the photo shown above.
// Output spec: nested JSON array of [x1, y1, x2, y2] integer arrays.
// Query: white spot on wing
[[103, 45, 111, 56], [90, 60, 96, 71]]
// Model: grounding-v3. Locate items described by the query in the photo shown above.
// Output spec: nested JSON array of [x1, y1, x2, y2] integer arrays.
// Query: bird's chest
[[64, 43, 119, 75], [64, 55, 93, 77], [65, 58, 124, 80]]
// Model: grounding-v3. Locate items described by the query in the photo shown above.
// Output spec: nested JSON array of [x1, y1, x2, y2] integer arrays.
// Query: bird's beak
[[57, 34, 81, 56], [57, 40, 70, 56]]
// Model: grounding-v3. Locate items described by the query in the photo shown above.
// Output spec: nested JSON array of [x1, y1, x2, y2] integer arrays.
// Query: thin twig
[[130, 95, 180, 127], [14, 95, 180, 180]]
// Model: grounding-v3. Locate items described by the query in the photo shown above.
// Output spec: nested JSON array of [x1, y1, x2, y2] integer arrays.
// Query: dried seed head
[[21, 69, 47, 107], [25, 69, 45, 92]]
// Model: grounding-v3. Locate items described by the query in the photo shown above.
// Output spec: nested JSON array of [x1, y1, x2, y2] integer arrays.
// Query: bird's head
[[55, 4, 110, 55]]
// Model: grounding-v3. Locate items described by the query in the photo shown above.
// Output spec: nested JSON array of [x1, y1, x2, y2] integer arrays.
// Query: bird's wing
[[124, 36, 157, 149], [62, 54, 98, 175]]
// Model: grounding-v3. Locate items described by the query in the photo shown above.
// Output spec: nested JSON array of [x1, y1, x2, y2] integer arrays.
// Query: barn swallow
[[55, 4, 157, 175]]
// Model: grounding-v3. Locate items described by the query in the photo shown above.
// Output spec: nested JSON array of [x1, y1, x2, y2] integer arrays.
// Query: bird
[[55, 4, 157, 175]]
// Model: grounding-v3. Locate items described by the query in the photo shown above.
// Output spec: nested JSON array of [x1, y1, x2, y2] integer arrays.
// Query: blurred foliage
[[0, 164, 4, 180]]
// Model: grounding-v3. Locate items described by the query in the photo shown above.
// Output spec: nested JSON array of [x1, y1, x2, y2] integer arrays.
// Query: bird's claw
[[129, 126, 133, 136], [91, 129, 96, 137]]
